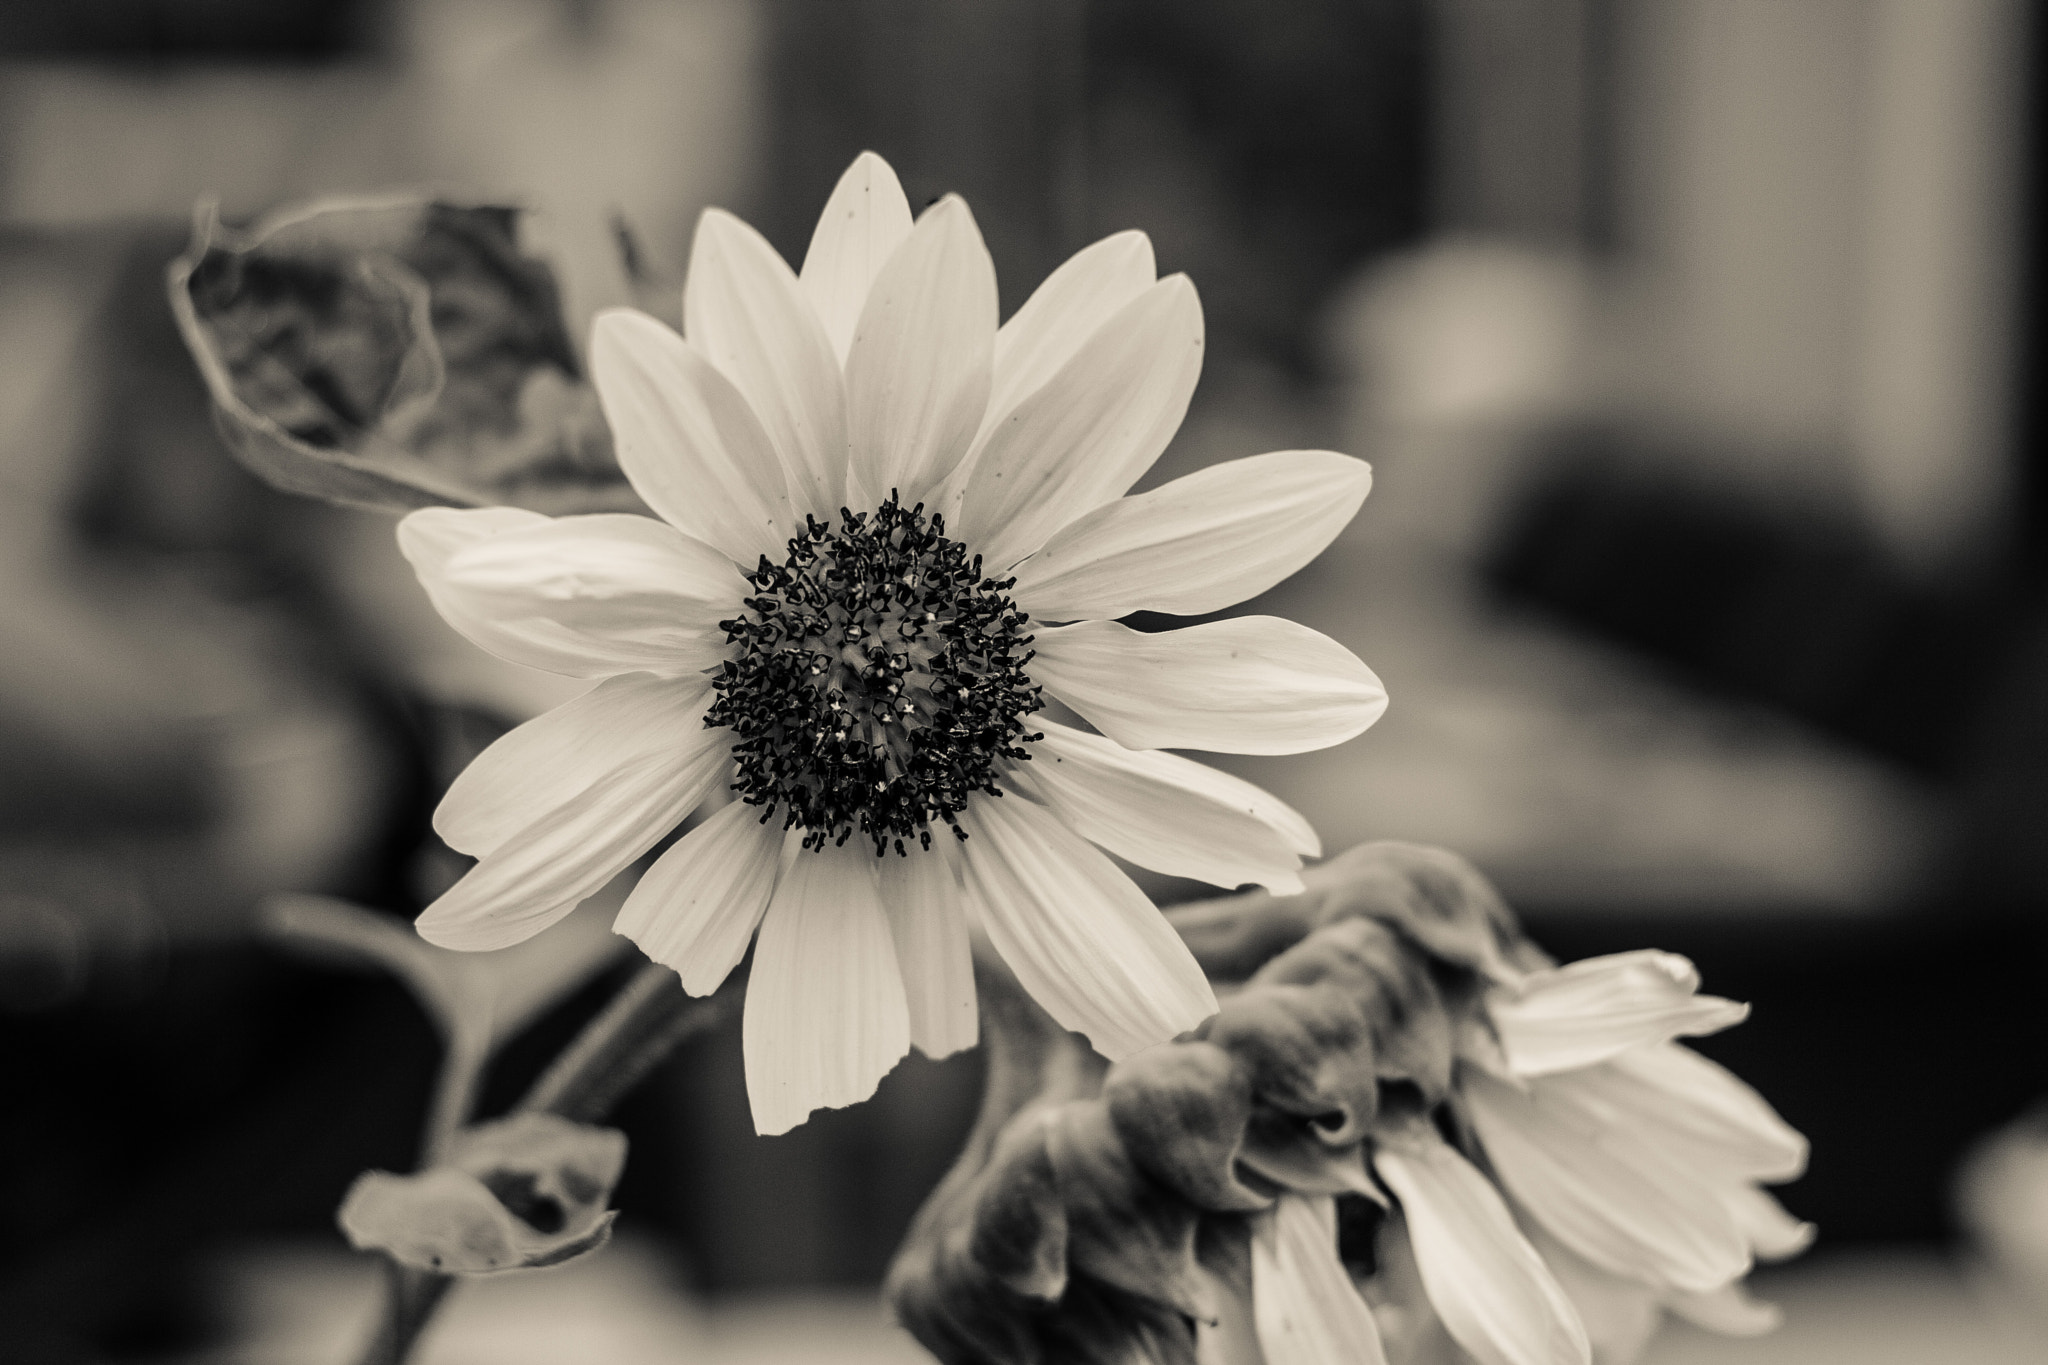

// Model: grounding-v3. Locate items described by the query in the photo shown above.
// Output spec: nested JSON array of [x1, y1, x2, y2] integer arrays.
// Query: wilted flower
[[400, 152, 1384, 1133], [886, 846, 1810, 1365]]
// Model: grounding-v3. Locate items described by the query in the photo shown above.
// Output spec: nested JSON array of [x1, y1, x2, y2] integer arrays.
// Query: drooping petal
[[985, 229, 1156, 435], [743, 837, 912, 1135], [427, 513, 743, 678], [876, 844, 978, 1058], [1031, 617, 1386, 755], [1724, 1184, 1814, 1261], [1519, 1222, 1665, 1365], [1249, 1194, 1391, 1365], [1372, 1126, 1591, 1365], [435, 672, 713, 858], [1665, 1281, 1783, 1336], [683, 207, 847, 518], [1463, 1068, 1751, 1294], [799, 151, 915, 363], [589, 307, 796, 566], [844, 195, 997, 506], [953, 275, 1204, 571], [1009, 722, 1310, 891], [1491, 952, 1750, 1077], [613, 799, 782, 996], [1011, 451, 1372, 622], [417, 704, 727, 952], [955, 792, 1217, 1060], [1601, 1044, 1809, 1183]]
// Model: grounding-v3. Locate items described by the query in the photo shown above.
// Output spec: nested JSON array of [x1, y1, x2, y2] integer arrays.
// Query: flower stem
[[355, 961, 731, 1365]]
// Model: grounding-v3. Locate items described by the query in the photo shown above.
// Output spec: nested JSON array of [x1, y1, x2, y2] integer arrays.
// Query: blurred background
[[3, 0, 2047, 1360]]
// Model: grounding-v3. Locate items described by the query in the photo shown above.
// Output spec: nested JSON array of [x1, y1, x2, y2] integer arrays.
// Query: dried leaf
[[169, 194, 642, 514], [338, 1113, 626, 1275]]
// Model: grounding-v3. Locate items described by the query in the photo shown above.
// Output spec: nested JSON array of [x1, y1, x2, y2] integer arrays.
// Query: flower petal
[[1031, 617, 1387, 755], [953, 275, 1204, 572], [1372, 1126, 1591, 1365], [743, 837, 912, 1134], [589, 307, 796, 566], [876, 843, 978, 1058], [684, 207, 847, 518], [1492, 952, 1750, 1077], [844, 195, 997, 506], [1464, 1068, 1751, 1294], [956, 792, 1217, 1060], [435, 672, 713, 858], [984, 229, 1156, 436], [1249, 1194, 1391, 1365], [799, 151, 915, 363], [427, 513, 743, 678], [400, 506, 589, 676], [614, 799, 782, 996], [1602, 1044, 1809, 1182], [1011, 451, 1372, 621], [1009, 721, 1310, 891], [417, 702, 726, 952], [1725, 1184, 1814, 1261], [1519, 1222, 1665, 1365], [1665, 1281, 1783, 1336]]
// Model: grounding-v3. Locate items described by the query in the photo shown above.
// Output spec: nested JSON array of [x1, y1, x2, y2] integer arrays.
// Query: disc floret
[[707, 493, 1042, 853]]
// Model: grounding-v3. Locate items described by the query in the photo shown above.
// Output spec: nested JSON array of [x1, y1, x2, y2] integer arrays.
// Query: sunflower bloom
[[398, 152, 1385, 1134]]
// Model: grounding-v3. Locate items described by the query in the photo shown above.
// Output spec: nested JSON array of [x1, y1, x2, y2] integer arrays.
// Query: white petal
[[1602, 1044, 1809, 1182], [742, 837, 911, 1135], [876, 843, 978, 1058], [986, 230, 1156, 432], [1372, 1128, 1591, 1365], [800, 151, 915, 363], [1724, 1184, 1814, 1261], [435, 672, 713, 858], [1011, 451, 1372, 621], [1519, 1222, 1665, 1365], [953, 275, 1204, 571], [590, 307, 796, 565], [1032, 617, 1387, 755], [417, 702, 727, 952], [1492, 952, 1750, 1077], [1010, 721, 1310, 891], [400, 506, 589, 676], [844, 195, 997, 506], [684, 208, 847, 518], [1464, 1068, 1751, 1294], [614, 799, 781, 996], [1665, 1281, 1783, 1337], [955, 792, 1216, 1060], [426, 513, 742, 678], [1250, 1194, 1390, 1365]]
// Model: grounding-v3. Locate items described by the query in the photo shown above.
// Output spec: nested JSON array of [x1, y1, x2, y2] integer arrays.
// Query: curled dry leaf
[[338, 1113, 627, 1275], [168, 194, 644, 514]]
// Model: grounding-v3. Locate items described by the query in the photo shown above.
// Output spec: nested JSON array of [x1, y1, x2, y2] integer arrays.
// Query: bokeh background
[[3, 1, 2046, 1361]]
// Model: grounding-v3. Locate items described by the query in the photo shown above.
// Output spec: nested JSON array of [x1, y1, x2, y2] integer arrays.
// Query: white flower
[[1462, 951, 1811, 1362], [398, 152, 1385, 1134]]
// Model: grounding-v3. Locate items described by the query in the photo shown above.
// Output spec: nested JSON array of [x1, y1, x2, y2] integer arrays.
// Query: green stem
[[355, 961, 731, 1365]]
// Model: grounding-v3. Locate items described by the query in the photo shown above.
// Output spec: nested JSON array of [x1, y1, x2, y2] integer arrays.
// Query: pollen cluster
[[707, 494, 1042, 854]]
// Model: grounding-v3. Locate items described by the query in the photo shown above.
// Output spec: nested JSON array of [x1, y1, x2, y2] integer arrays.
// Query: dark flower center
[[706, 494, 1042, 854]]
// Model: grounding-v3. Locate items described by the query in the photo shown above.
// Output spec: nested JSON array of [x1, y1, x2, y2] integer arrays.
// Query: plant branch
[[355, 961, 731, 1365]]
